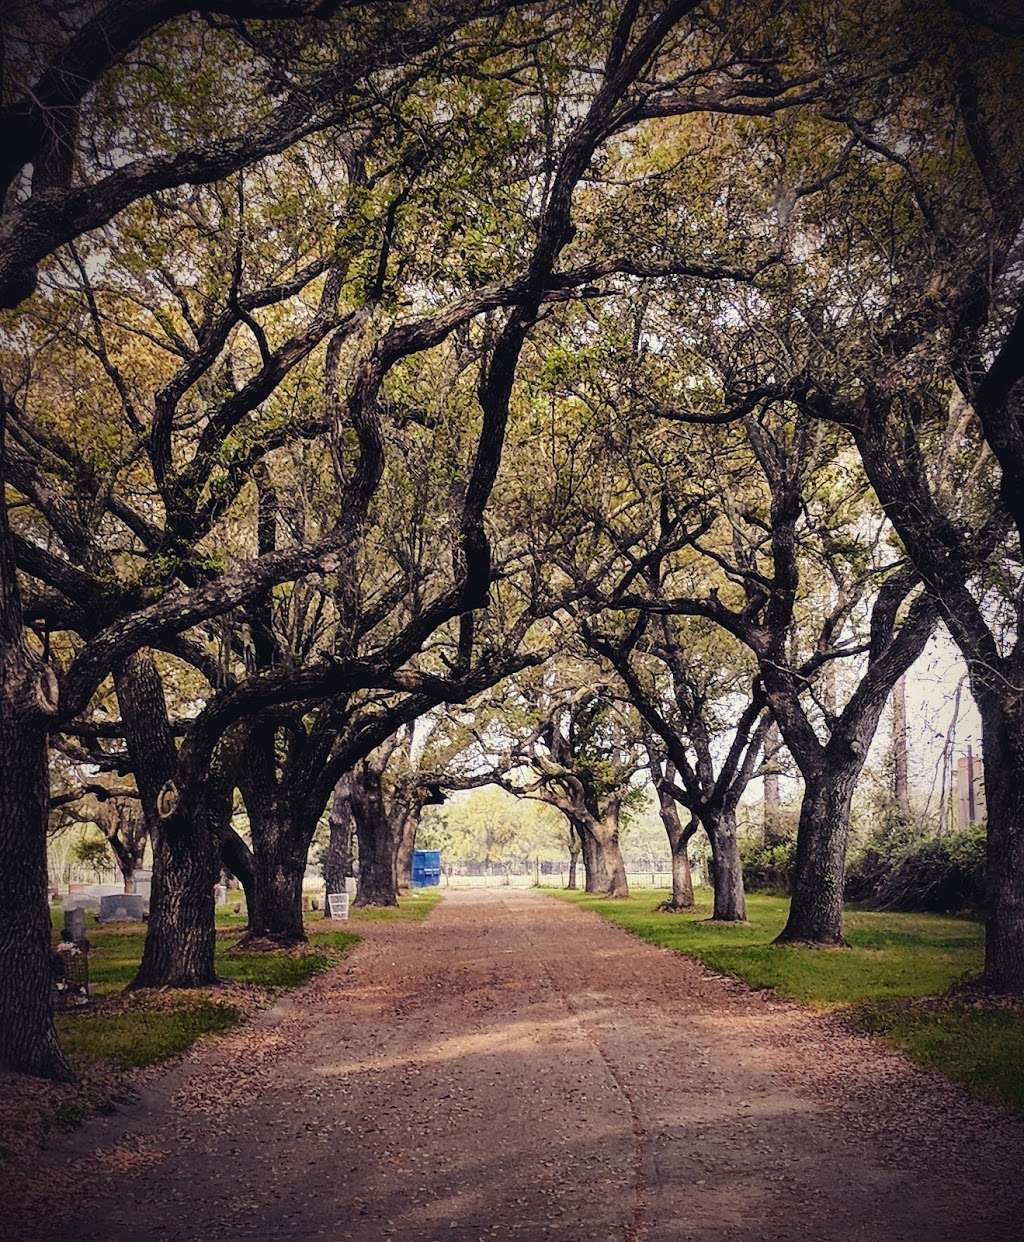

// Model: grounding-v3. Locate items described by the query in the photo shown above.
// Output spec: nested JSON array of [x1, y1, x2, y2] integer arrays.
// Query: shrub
[[844, 818, 920, 903], [846, 824, 986, 914], [740, 837, 798, 894], [875, 827, 986, 913]]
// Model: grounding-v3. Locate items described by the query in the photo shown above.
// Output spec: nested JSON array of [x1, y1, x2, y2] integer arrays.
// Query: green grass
[[58, 1001, 242, 1070], [347, 889, 443, 922], [551, 888, 1023, 1111]]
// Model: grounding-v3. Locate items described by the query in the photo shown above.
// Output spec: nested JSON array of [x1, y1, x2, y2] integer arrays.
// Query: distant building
[[956, 749, 986, 827]]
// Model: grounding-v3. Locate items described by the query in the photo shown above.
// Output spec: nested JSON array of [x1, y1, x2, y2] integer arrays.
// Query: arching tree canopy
[[1, 0, 1022, 1081]]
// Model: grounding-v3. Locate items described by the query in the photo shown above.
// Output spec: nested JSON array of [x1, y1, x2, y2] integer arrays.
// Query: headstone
[[98, 892, 148, 922], [344, 876, 357, 897], [214, 883, 227, 906], [62, 893, 101, 913], [131, 868, 153, 902], [326, 892, 350, 920], [63, 906, 86, 942]]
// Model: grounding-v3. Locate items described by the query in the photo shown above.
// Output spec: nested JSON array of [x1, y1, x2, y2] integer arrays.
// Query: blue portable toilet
[[411, 849, 442, 887]]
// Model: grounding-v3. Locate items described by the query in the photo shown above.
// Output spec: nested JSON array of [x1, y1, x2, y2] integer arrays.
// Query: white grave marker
[[327, 892, 350, 920]]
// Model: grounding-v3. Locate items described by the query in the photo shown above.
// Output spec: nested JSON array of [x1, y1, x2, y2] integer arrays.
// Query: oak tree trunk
[[600, 832, 630, 898], [354, 812, 399, 906], [657, 790, 696, 911], [351, 768, 399, 907], [706, 809, 746, 922], [249, 845, 306, 943], [667, 837, 695, 911], [238, 727, 309, 944], [566, 845, 579, 890], [133, 814, 219, 987], [0, 705, 70, 1079], [583, 803, 629, 898], [323, 775, 354, 916], [577, 819, 608, 894], [117, 651, 218, 987], [0, 405, 71, 1078], [774, 761, 859, 947], [976, 695, 1024, 993], [396, 807, 420, 893]]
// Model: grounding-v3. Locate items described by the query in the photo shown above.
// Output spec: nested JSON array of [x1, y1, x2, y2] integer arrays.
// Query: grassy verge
[[551, 888, 1024, 1111], [345, 889, 443, 922], [48, 889, 441, 1071]]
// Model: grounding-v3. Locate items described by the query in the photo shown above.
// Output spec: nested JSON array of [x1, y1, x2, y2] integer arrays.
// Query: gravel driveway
[[6, 888, 1023, 1241]]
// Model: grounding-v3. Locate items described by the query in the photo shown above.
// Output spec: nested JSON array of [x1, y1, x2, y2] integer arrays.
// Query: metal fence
[[48, 863, 122, 892], [441, 870, 679, 889]]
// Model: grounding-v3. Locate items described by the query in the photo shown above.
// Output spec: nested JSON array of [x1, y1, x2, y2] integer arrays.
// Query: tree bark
[[705, 808, 747, 922], [351, 767, 399, 907], [566, 839, 580, 890], [586, 802, 629, 898], [238, 735, 308, 938], [133, 813, 219, 987], [600, 830, 630, 899], [576, 818, 607, 893], [238, 727, 308, 944], [248, 844, 306, 943], [117, 651, 218, 987], [322, 774, 354, 915], [0, 705, 70, 1079], [669, 841, 695, 909], [656, 785, 696, 911], [976, 694, 1024, 992], [396, 805, 421, 893], [774, 760, 859, 946], [0, 402, 70, 1079]]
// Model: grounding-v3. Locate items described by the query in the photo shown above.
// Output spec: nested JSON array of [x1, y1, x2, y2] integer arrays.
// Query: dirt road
[[8, 889, 1024, 1241]]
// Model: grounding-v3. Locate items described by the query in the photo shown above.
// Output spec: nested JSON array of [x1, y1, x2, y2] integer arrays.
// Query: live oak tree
[[546, 271, 937, 942], [0, 0, 533, 1071], [70, 786, 147, 894], [0, 1, 538, 307], [672, 4, 1024, 980], [345, 717, 484, 908], [610, 412, 936, 944], [800, 8, 1024, 989], [496, 668, 647, 898], [587, 615, 770, 922], [640, 729, 698, 912]]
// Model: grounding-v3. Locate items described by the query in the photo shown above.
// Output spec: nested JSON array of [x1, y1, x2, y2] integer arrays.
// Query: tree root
[[233, 932, 309, 953], [770, 934, 850, 949]]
